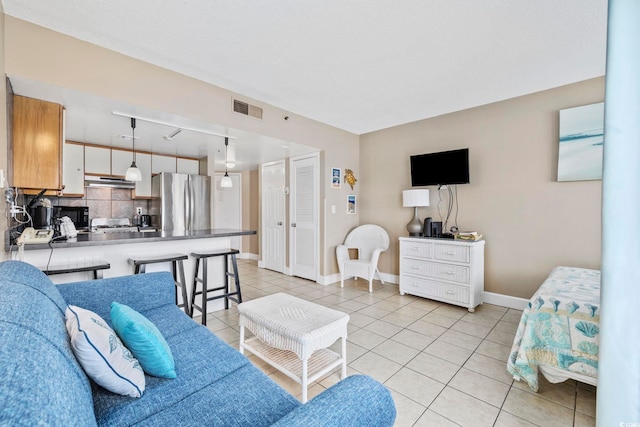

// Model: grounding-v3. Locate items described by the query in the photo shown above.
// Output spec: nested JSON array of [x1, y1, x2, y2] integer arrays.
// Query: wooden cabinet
[[84, 145, 111, 175], [133, 153, 152, 198], [177, 157, 200, 174], [399, 237, 485, 312], [62, 141, 85, 196], [12, 95, 63, 192], [152, 154, 177, 174]]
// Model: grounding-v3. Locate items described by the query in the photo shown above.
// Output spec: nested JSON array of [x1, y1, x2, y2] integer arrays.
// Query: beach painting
[[558, 102, 604, 182]]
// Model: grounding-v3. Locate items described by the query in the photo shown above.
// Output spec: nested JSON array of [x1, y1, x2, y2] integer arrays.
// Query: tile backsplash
[[25, 188, 150, 223]]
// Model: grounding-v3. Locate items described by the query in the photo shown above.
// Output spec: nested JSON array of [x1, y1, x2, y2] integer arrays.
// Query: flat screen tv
[[410, 148, 469, 186]]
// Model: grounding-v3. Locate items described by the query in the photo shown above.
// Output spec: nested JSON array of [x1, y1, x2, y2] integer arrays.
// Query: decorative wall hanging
[[557, 102, 604, 182], [347, 195, 357, 214], [344, 169, 357, 190], [331, 167, 341, 188]]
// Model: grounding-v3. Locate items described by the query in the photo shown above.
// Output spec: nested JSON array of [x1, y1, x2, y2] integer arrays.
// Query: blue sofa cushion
[[89, 305, 268, 425], [0, 261, 96, 426]]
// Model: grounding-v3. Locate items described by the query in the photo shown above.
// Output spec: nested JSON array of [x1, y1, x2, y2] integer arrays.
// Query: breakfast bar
[[6, 228, 256, 314]]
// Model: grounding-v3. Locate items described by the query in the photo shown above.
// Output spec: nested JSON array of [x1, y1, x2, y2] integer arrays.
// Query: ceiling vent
[[233, 99, 263, 120]]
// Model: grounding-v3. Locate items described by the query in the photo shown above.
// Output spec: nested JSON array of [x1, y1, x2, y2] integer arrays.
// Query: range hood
[[84, 175, 135, 189]]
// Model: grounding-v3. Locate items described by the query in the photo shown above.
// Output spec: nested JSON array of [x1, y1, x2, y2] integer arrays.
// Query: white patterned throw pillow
[[65, 305, 145, 398]]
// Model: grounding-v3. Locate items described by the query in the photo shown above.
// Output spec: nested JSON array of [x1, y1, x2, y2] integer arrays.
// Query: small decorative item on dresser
[[455, 231, 483, 241]]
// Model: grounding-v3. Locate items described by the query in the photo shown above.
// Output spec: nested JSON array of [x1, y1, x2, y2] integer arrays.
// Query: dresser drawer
[[434, 244, 470, 264], [402, 258, 470, 284], [400, 240, 432, 259], [401, 275, 470, 305]]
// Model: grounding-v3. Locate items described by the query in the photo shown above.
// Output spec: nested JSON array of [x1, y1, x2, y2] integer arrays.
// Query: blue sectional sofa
[[0, 261, 396, 426]]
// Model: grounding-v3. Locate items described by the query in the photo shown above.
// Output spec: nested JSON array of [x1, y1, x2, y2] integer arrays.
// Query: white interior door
[[261, 161, 285, 273], [289, 153, 319, 281], [214, 173, 242, 251]]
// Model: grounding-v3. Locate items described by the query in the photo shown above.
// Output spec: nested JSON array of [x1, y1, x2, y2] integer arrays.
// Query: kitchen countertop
[[5, 228, 256, 251]]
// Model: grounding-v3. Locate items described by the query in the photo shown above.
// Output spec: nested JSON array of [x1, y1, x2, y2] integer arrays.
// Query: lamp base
[[406, 207, 423, 236]]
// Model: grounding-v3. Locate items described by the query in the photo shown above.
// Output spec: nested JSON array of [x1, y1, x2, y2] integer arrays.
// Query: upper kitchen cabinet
[[177, 157, 200, 174], [111, 148, 133, 177], [152, 154, 177, 174], [84, 145, 111, 175], [62, 141, 85, 197], [133, 153, 152, 198], [12, 95, 63, 193]]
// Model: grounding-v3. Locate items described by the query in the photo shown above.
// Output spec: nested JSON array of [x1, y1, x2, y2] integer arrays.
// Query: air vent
[[233, 99, 263, 120]]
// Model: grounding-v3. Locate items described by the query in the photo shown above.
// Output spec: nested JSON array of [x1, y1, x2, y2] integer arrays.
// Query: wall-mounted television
[[410, 148, 469, 186]]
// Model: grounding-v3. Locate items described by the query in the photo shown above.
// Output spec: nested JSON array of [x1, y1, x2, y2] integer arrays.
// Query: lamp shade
[[220, 173, 233, 188], [402, 189, 430, 207], [125, 162, 142, 182]]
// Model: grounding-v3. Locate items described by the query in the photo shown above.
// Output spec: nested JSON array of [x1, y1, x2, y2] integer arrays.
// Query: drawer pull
[[446, 290, 455, 295], [411, 265, 420, 269], [445, 271, 455, 275], [446, 251, 455, 255]]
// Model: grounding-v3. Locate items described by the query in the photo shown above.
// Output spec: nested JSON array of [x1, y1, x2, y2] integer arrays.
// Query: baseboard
[[238, 253, 258, 261], [318, 273, 341, 286], [483, 291, 528, 310]]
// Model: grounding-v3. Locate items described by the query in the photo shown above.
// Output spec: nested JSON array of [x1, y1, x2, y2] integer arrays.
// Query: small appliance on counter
[[53, 206, 89, 231], [90, 218, 139, 233], [140, 214, 151, 228], [27, 189, 53, 230]]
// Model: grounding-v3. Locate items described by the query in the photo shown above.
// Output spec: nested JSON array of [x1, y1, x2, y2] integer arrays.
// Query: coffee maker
[[27, 190, 53, 230]]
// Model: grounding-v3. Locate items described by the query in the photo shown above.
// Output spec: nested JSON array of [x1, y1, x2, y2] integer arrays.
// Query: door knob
[[277, 222, 283, 226], [291, 223, 297, 227]]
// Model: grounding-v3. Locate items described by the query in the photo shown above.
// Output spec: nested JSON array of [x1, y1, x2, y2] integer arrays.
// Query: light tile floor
[[197, 260, 596, 427]]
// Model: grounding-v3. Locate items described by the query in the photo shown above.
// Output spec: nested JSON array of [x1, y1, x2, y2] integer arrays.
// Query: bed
[[507, 266, 600, 391]]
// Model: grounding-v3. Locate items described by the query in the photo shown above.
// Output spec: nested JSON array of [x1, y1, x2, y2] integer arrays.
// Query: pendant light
[[220, 137, 233, 188], [125, 117, 142, 182]]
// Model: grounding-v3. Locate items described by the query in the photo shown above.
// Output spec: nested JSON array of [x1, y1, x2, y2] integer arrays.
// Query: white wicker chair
[[336, 224, 389, 293]]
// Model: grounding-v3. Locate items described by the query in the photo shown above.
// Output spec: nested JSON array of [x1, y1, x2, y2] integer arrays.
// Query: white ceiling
[[2, 1, 608, 165]]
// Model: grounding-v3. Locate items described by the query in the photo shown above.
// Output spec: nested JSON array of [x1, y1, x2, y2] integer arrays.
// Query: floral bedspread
[[507, 266, 600, 391]]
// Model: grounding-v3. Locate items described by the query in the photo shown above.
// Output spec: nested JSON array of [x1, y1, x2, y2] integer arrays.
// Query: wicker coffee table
[[238, 293, 350, 402]]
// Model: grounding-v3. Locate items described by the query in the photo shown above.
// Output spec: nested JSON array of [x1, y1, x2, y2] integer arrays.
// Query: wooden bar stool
[[129, 253, 190, 315], [190, 249, 242, 326], [42, 261, 111, 280]]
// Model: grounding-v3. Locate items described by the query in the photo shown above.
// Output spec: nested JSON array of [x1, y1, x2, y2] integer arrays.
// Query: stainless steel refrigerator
[[150, 172, 211, 231]]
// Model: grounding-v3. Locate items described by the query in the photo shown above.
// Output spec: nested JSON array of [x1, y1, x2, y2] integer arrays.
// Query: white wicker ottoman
[[238, 292, 350, 402]]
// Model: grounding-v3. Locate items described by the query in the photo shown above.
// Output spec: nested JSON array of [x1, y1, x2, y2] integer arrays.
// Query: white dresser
[[399, 237, 485, 312]]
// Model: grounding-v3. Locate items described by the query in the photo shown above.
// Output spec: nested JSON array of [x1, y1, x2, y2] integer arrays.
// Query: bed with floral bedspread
[[507, 266, 600, 391]]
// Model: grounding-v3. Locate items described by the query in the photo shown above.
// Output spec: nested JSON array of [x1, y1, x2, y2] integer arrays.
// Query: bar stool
[[129, 253, 190, 315], [190, 249, 242, 326], [42, 261, 111, 280]]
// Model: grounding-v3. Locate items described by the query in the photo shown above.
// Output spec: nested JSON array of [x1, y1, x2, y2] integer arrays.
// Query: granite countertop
[[5, 229, 256, 251]]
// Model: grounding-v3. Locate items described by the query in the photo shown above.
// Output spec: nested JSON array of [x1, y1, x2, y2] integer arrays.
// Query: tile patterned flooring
[[198, 260, 596, 427]]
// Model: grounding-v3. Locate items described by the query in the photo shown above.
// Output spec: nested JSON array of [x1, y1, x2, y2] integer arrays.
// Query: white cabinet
[[84, 146, 111, 175], [62, 141, 85, 196], [111, 149, 133, 177], [152, 154, 176, 174], [133, 153, 152, 198], [399, 237, 485, 312], [177, 157, 200, 174]]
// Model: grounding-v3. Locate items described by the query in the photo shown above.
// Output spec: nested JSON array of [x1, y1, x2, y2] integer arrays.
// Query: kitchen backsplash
[[25, 188, 150, 222]]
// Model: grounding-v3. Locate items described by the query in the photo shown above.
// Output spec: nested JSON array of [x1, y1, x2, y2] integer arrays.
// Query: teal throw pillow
[[110, 302, 177, 379]]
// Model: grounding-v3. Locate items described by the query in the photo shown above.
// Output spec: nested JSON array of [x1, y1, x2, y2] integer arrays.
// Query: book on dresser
[[398, 236, 485, 312]]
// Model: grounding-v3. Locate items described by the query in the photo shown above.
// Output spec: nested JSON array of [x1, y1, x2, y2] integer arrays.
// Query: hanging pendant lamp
[[125, 117, 142, 182], [221, 137, 233, 188]]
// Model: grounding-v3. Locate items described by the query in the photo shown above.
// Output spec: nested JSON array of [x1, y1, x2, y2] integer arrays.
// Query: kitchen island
[[6, 228, 256, 313]]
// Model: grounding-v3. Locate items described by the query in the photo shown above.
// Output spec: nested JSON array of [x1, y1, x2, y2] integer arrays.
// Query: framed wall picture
[[331, 167, 341, 188], [558, 102, 604, 181], [347, 195, 356, 214]]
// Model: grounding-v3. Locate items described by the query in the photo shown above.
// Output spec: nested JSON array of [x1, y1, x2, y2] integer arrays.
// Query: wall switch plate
[[136, 207, 142, 215], [331, 205, 336, 214]]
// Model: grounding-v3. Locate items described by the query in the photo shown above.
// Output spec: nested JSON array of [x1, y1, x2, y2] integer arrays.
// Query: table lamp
[[402, 189, 430, 236]]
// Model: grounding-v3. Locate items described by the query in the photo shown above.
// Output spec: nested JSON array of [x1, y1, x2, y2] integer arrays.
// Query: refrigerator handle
[[185, 177, 191, 230]]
